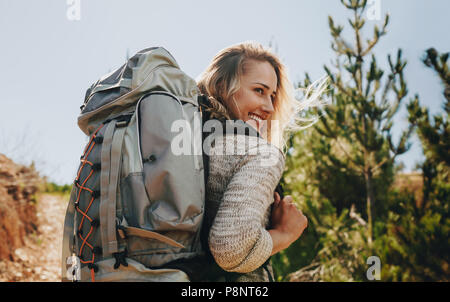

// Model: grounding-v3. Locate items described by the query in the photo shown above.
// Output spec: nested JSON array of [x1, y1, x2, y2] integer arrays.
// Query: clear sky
[[1, 0, 449, 184]]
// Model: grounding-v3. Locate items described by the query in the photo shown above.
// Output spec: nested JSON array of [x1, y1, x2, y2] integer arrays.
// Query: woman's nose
[[262, 96, 275, 115]]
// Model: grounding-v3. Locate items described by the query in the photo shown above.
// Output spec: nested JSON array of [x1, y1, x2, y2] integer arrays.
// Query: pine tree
[[407, 48, 448, 213], [382, 48, 450, 281], [408, 48, 449, 173], [293, 0, 415, 245]]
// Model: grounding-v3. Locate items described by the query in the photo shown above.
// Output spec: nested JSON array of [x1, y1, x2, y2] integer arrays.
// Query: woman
[[195, 42, 325, 282]]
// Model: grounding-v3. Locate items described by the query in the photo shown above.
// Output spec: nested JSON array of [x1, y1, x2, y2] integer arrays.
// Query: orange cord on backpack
[[74, 124, 104, 282]]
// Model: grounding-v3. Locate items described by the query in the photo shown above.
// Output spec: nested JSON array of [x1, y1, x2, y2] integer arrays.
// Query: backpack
[[61, 47, 211, 282]]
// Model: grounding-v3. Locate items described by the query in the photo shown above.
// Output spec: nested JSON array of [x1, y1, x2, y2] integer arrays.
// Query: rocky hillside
[[0, 154, 68, 281], [0, 154, 41, 261]]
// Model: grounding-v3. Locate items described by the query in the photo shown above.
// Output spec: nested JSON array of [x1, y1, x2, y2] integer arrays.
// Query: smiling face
[[228, 59, 278, 133]]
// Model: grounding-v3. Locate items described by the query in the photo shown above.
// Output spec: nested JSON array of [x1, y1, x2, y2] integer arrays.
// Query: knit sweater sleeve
[[208, 135, 286, 273]]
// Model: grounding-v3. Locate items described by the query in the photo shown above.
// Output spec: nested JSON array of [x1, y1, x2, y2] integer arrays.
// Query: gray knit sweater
[[203, 133, 286, 282]]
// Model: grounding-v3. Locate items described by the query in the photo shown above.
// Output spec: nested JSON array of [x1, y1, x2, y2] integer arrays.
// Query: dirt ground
[[0, 193, 67, 282]]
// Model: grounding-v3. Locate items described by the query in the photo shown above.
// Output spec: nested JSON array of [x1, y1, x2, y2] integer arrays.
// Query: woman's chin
[[246, 119, 268, 134]]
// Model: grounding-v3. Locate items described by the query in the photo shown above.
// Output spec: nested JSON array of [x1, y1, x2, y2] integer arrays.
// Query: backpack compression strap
[[100, 116, 129, 257]]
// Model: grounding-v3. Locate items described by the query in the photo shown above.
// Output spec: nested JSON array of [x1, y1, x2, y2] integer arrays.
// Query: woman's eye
[[255, 88, 264, 94]]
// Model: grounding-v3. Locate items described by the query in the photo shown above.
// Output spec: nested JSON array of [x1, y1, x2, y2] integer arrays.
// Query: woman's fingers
[[270, 193, 309, 246], [274, 192, 281, 206], [284, 195, 294, 203]]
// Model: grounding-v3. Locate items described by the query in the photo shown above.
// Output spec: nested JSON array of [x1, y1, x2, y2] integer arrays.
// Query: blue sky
[[0, 0, 449, 184]]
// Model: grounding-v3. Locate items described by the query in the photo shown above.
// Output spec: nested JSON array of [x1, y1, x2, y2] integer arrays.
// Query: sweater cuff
[[228, 229, 273, 273]]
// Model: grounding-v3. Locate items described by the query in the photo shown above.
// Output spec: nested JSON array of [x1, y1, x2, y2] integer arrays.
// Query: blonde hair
[[197, 41, 328, 153]]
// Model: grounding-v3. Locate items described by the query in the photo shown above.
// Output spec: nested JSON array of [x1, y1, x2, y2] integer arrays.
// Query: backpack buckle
[[113, 249, 128, 269], [116, 120, 128, 128], [117, 224, 127, 240]]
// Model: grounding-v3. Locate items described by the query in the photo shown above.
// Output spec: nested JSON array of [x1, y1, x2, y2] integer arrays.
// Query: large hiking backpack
[[61, 47, 211, 282]]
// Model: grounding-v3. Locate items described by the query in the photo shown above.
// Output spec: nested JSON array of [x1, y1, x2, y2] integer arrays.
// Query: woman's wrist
[[268, 228, 291, 256]]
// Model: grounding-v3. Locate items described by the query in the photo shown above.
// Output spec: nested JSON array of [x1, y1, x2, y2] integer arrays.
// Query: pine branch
[[361, 14, 389, 57]]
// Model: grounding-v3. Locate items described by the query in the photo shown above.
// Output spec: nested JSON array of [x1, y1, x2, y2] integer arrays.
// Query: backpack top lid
[[78, 47, 200, 135]]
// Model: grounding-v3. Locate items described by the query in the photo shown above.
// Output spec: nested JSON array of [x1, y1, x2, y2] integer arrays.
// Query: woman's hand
[[268, 192, 308, 255]]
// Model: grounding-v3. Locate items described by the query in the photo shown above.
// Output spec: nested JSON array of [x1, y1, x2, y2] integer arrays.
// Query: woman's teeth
[[248, 113, 263, 122]]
